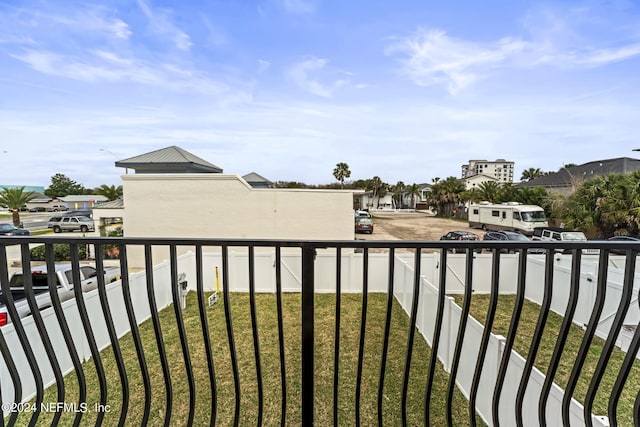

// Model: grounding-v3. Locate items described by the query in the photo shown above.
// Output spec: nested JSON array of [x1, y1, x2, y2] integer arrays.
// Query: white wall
[[121, 174, 356, 268]]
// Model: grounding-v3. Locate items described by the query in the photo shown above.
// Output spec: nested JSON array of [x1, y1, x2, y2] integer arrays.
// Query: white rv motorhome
[[468, 202, 548, 235]]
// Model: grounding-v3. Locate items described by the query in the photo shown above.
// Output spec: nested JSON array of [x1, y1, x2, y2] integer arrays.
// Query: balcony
[[0, 236, 639, 426]]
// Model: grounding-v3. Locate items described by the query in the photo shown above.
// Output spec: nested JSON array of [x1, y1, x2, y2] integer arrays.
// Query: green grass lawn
[[452, 294, 640, 426], [17, 292, 482, 426]]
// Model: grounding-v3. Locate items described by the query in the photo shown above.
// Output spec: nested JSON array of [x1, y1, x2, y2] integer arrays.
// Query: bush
[[30, 244, 87, 261]]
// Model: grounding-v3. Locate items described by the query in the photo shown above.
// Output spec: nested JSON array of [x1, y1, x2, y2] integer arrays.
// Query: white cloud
[[10, 49, 236, 95], [388, 18, 640, 94], [137, 0, 192, 51], [289, 56, 350, 98], [386, 29, 529, 94]]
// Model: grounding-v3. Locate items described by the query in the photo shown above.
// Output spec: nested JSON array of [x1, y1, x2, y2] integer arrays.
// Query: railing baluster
[[610, 256, 640, 426], [144, 244, 171, 426], [95, 243, 130, 427], [195, 244, 217, 426], [275, 246, 287, 427], [515, 246, 554, 426], [425, 248, 447, 426], [118, 245, 152, 424], [401, 248, 421, 427], [562, 248, 609, 425], [42, 243, 85, 427], [301, 245, 316, 426], [333, 247, 342, 427], [248, 245, 264, 426], [17, 243, 47, 425], [0, 244, 44, 427], [378, 247, 395, 427], [492, 248, 528, 426], [169, 245, 195, 426], [0, 245, 24, 427], [69, 243, 108, 426], [469, 248, 501, 426], [355, 247, 369, 427], [585, 250, 635, 426], [222, 245, 241, 427], [446, 248, 474, 426], [542, 249, 582, 424]]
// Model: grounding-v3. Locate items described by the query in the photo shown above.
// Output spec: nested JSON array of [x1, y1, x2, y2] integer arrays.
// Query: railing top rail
[[0, 235, 638, 251]]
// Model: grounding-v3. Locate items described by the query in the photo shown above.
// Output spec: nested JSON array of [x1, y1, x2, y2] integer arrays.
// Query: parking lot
[[356, 212, 483, 241]]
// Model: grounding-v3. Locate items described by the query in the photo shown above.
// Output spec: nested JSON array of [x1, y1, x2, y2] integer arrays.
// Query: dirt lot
[[356, 211, 484, 241]]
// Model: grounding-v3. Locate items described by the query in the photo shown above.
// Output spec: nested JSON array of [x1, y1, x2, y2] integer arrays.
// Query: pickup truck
[[532, 226, 599, 255], [0, 264, 121, 326]]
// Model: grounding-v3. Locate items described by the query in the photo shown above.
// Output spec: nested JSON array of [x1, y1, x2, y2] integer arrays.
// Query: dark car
[[0, 223, 31, 236], [355, 217, 374, 234], [440, 231, 479, 253], [607, 236, 640, 255], [483, 230, 544, 254], [29, 206, 46, 212]]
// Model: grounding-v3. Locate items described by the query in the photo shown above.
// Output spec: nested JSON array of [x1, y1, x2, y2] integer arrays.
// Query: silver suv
[[48, 216, 95, 233]]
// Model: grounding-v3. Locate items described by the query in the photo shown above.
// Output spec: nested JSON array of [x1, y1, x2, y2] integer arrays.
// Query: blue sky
[[1, 0, 640, 189]]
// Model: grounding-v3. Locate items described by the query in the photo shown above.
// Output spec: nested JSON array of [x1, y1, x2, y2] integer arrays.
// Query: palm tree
[[0, 187, 37, 227], [332, 162, 351, 190], [367, 176, 387, 208], [405, 183, 421, 209], [476, 181, 501, 203], [94, 184, 123, 201], [390, 181, 406, 209], [520, 168, 544, 182], [426, 176, 465, 217]]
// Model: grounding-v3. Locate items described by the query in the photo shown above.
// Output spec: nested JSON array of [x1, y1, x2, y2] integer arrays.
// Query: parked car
[[483, 230, 544, 254], [29, 206, 46, 212], [607, 236, 640, 255], [355, 210, 371, 218], [440, 231, 479, 253], [48, 216, 95, 233], [532, 226, 598, 255], [47, 205, 68, 212], [0, 223, 31, 236], [64, 209, 92, 218], [355, 217, 374, 234]]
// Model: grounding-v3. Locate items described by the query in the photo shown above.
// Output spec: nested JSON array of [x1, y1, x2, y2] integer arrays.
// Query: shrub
[[30, 244, 87, 261]]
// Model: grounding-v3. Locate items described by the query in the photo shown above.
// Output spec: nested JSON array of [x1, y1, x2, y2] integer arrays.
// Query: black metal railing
[[0, 236, 639, 426]]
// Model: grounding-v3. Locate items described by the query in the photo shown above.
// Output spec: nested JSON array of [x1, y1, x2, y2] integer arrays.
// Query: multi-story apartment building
[[461, 159, 514, 183]]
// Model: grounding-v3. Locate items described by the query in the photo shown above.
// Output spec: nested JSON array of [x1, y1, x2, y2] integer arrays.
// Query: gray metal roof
[[520, 157, 640, 188], [60, 195, 109, 202], [115, 146, 223, 173], [242, 172, 272, 184], [94, 198, 124, 209]]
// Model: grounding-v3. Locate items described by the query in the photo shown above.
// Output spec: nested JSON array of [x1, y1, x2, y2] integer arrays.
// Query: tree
[[520, 168, 544, 182], [0, 187, 37, 226], [45, 173, 87, 198], [476, 181, 501, 203], [94, 184, 123, 201], [405, 183, 421, 209], [426, 176, 465, 217], [556, 172, 640, 237], [332, 162, 351, 190], [367, 176, 388, 208], [390, 181, 406, 209]]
